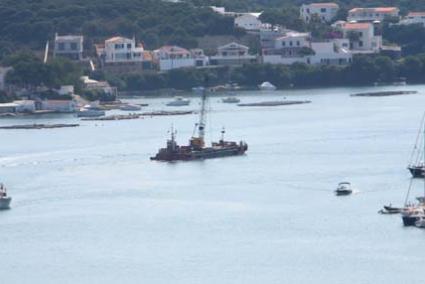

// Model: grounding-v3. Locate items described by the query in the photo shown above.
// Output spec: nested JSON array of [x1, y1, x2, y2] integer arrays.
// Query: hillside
[[2, 0, 425, 61]]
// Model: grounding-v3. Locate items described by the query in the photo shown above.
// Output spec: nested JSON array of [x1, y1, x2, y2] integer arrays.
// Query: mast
[[196, 86, 207, 142]]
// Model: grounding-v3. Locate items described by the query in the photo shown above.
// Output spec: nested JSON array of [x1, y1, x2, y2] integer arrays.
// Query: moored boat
[[166, 97, 190, 107], [407, 115, 425, 178], [335, 182, 353, 196], [77, 104, 105, 117], [0, 184, 11, 210], [119, 104, 142, 111], [258, 81, 276, 91], [222, 97, 240, 104]]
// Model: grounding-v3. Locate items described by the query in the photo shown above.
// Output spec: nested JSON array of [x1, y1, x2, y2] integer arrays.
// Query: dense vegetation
[[3, 53, 82, 91], [0, 0, 239, 59]]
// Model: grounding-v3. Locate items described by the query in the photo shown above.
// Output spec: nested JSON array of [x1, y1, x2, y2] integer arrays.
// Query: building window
[[127, 43, 132, 49], [282, 42, 286, 47], [359, 32, 363, 36], [222, 51, 227, 56], [359, 41, 363, 47], [297, 41, 300, 46], [289, 41, 293, 46], [321, 8, 326, 13], [58, 42, 65, 51], [70, 43, 77, 50]]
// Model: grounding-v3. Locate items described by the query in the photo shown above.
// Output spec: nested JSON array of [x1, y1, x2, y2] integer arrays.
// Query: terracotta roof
[[408, 12, 425, 17], [343, 22, 371, 30], [309, 3, 339, 8], [349, 7, 398, 14]]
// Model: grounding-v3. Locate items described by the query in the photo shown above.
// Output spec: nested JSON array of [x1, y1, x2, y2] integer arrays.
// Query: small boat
[[222, 97, 240, 104], [408, 165, 425, 178], [166, 97, 190, 107], [0, 184, 11, 210], [415, 216, 425, 228], [402, 205, 425, 226], [77, 104, 105, 117], [335, 182, 353, 196], [379, 204, 403, 214], [119, 104, 142, 111], [258, 81, 276, 91]]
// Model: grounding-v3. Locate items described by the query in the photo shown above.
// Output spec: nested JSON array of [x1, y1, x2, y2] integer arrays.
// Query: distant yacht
[[166, 97, 190, 107], [258, 81, 276, 91], [222, 96, 240, 104], [0, 183, 11, 210], [335, 182, 353, 196], [77, 104, 105, 117], [408, 114, 425, 178], [119, 104, 142, 111]]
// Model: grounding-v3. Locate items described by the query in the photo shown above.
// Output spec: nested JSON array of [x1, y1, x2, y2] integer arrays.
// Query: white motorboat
[[0, 184, 11, 210], [119, 104, 142, 111], [77, 104, 106, 117], [166, 97, 190, 107], [415, 216, 425, 228], [335, 182, 353, 196], [222, 97, 240, 103], [258, 81, 276, 91]]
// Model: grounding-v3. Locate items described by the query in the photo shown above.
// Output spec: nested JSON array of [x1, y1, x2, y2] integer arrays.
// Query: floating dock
[[351, 91, 418, 97], [237, 100, 311, 107]]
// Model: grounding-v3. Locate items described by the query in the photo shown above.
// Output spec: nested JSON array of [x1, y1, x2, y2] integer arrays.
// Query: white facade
[[235, 14, 262, 31], [99, 37, 144, 64], [400, 12, 425, 26], [54, 34, 84, 60], [342, 22, 381, 53], [13, 100, 35, 113], [274, 32, 310, 50], [347, 7, 399, 22], [41, 100, 77, 113], [210, 42, 257, 66], [154, 46, 196, 71], [300, 3, 339, 23], [308, 41, 352, 65]]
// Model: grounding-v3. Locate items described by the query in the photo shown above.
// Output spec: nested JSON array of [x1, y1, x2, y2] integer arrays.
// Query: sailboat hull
[[408, 166, 424, 178], [402, 215, 420, 226]]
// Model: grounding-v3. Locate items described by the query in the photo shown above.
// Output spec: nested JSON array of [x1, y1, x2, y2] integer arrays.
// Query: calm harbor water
[[1, 85, 425, 283]]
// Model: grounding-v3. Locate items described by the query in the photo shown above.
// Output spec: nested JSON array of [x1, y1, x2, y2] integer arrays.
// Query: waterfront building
[[209, 42, 257, 66], [260, 26, 287, 49], [399, 12, 425, 26], [341, 22, 382, 53], [53, 34, 84, 61], [347, 7, 399, 22], [41, 100, 77, 113], [300, 3, 339, 23], [13, 100, 35, 113], [262, 30, 351, 65], [154, 45, 197, 71], [96, 36, 144, 64], [190, 49, 209, 67]]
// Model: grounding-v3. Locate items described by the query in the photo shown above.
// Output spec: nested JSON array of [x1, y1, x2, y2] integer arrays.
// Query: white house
[[13, 100, 35, 113], [300, 3, 339, 23], [154, 45, 196, 71], [41, 100, 77, 113], [53, 34, 84, 61], [342, 22, 382, 53], [234, 13, 263, 31], [400, 12, 425, 26], [96, 36, 144, 64], [209, 42, 257, 66], [262, 30, 351, 65], [347, 7, 399, 22]]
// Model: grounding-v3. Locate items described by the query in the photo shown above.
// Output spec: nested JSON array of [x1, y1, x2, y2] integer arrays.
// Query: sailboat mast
[[197, 87, 207, 141]]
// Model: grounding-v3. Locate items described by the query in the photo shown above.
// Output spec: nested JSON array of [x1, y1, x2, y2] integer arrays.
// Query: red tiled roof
[[408, 12, 425, 17], [343, 23, 371, 30], [309, 3, 339, 8], [349, 7, 398, 14]]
